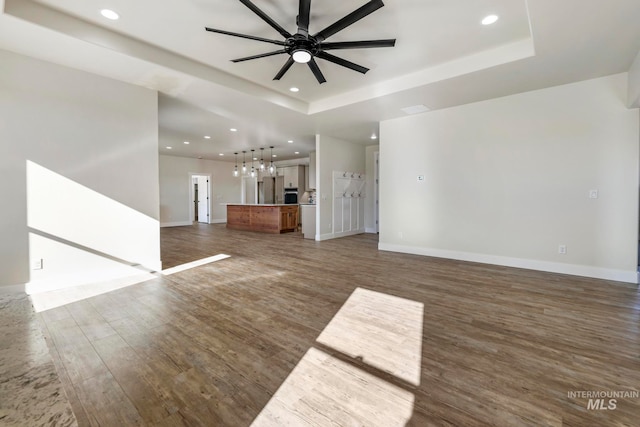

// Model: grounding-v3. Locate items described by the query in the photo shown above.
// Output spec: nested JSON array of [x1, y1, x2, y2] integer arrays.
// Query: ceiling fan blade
[[316, 51, 369, 74], [313, 0, 384, 42], [297, 0, 311, 36], [205, 27, 285, 46], [320, 39, 396, 50], [232, 50, 287, 63], [273, 57, 295, 80], [238, 0, 292, 39], [308, 59, 327, 84]]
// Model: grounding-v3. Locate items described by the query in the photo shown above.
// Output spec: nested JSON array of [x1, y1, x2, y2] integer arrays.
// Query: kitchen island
[[226, 204, 298, 234]]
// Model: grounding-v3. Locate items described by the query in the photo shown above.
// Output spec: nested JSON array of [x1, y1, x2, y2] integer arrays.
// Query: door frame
[[188, 173, 211, 224], [374, 151, 379, 233]]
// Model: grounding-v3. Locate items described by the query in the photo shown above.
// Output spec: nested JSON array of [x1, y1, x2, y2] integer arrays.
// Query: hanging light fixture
[[250, 149, 256, 178], [259, 147, 265, 171], [268, 146, 275, 175], [233, 152, 239, 177], [241, 151, 247, 174]]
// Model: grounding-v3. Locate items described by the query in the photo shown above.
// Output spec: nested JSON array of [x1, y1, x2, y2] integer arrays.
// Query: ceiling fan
[[205, 0, 396, 84]]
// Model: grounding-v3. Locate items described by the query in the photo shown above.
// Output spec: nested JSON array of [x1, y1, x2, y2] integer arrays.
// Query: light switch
[[417, 175, 425, 182], [589, 189, 598, 199]]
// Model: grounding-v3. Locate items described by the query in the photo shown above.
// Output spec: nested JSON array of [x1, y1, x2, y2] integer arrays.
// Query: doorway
[[190, 174, 210, 224]]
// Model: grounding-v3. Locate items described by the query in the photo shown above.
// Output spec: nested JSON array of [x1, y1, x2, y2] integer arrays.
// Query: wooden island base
[[226, 204, 298, 233]]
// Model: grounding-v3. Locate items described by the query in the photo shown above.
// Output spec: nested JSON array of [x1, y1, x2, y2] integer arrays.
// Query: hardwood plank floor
[[38, 224, 640, 426]]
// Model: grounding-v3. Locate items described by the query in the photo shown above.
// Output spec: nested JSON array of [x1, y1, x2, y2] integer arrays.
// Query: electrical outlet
[[589, 189, 598, 199], [558, 245, 567, 254], [32, 258, 43, 270]]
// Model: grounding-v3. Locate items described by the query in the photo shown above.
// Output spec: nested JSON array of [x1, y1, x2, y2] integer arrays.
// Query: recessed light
[[370, 134, 378, 140], [272, 154, 277, 158], [100, 9, 119, 20], [401, 104, 430, 115], [482, 14, 499, 25], [230, 128, 237, 132], [204, 135, 211, 139], [183, 141, 190, 145], [219, 153, 224, 156], [290, 87, 300, 92], [294, 151, 300, 154], [166, 146, 172, 150], [287, 140, 293, 143]]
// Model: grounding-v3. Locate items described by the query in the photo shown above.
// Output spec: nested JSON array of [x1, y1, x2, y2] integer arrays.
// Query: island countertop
[[226, 204, 298, 233], [225, 203, 291, 207]]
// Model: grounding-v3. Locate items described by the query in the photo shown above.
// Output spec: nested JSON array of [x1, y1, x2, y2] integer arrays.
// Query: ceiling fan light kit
[[205, 0, 396, 84]]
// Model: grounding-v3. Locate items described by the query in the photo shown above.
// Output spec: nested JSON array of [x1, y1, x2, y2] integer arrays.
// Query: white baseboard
[[160, 221, 192, 227], [210, 219, 226, 224], [317, 229, 365, 241], [0, 284, 26, 295], [365, 227, 378, 233], [378, 243, 639, 284]]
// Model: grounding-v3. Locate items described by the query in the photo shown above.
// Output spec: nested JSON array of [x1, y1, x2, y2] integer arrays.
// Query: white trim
[[378, 243, 639, 284], [373, 151, 379, 234], [365, 227, 377, 233], [189, 173, 212, 224], [210, 218, 226, 224], [0, 284, 26, 294], [161, 221, 192, 227], [317, 229, 365, 241]]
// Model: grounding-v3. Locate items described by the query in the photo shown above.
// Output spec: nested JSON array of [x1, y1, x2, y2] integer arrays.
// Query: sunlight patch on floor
[[251, 347, 415, 427], [160, 254, 230, 275], [29, 254, 230, 312], [317, 288, 424, 386], [251, 287, 423, 426], [29, 272, 158, 312]]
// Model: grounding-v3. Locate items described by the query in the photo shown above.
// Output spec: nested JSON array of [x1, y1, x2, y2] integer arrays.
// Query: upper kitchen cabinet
[[280, 166, 305, 189]]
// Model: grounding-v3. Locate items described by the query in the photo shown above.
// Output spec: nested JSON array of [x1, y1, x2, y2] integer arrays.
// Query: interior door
[[197, 176, 209, 223]]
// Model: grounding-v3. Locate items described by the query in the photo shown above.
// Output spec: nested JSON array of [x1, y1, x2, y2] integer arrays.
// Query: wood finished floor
[[37, 224, 640, 426]]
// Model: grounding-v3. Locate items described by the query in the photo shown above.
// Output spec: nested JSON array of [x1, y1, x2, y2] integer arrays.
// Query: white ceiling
[[1, 0, 639, 161]]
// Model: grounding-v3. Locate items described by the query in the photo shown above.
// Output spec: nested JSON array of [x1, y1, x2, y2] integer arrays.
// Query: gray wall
[[159, 155, 241, 226], [316, 134, 366, 240], [0, 49, 160, 290], [380, 73, 639, 283]]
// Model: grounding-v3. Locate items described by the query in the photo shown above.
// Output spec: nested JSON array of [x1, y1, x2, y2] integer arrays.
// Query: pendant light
[[268, 146, 275, 175], [250, 149, 256, 178], [233, 152, 239, 177], [241, 151, 247, 174], [259, 147, 265, 171]]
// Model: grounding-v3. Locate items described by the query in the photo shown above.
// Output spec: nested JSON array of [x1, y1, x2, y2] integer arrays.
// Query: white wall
[[316, 134, 366, 240], [159, 155, 241, 226], [0, 49, 160, 291], [380, 73, 639, 283]]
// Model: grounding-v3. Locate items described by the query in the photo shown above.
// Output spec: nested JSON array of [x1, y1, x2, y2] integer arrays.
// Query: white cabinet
[[284, 166, 295, 188], [301, 204, 316, 239], [279, 165, 304, 189]]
